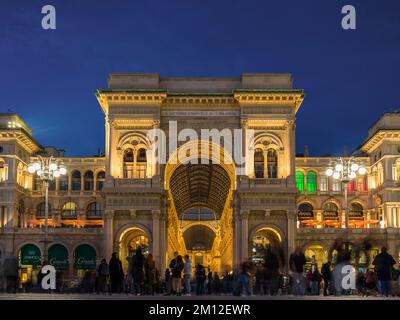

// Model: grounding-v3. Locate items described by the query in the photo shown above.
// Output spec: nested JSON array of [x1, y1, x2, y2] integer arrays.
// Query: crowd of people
[[86, 245, 400, 297], [1, 244, 399, 297]]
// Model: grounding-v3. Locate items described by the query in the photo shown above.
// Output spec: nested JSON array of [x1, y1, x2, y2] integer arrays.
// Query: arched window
[[267, 148, 277, 178], [306, 171, 317, 193], [254, 148, 264, 178], [323, 202, 339, 224], [36, 202, 51, 218], [86, 202, 103, 218], [349, 202, 364, 220], [296, 171, 305, 192], [62, 202, 77, 217], [377, 163, 384, 186], [59, 174, 68, 191], [135, 148, 147, 178], [137, 148, 147, 163], [84, 171, 94, 191], [71, 170, 81, 191], [298, 203, 314, 222], [96, 171, 105, 191], [123, 148, 134, 178]]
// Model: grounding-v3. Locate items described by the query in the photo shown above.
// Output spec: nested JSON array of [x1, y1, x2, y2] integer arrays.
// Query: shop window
[[62, 202, 77, 218], [36, 202, 51, 218], [86, 202, 103, 218]]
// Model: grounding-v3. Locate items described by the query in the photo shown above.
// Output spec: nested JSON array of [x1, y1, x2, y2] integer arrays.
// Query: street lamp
[[325, 157, 366, 229], [28, 156, 67, 263]]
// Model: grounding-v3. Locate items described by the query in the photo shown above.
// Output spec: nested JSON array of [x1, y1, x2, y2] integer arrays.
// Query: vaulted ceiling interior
[[169, 161, 231, 218]]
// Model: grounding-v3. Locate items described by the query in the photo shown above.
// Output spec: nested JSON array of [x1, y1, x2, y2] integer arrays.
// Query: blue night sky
[[1, 0, 399, 156]]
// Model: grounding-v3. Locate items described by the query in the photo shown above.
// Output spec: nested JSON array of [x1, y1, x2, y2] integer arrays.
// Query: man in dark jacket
[[321, 260, 332, 296], [109, 252, 123, 293], [373, 247, 396, 296], [289, 247, 307, 295]]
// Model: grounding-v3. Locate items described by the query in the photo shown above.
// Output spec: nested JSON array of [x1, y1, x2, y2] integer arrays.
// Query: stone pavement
[[0, 293, 398, 300]]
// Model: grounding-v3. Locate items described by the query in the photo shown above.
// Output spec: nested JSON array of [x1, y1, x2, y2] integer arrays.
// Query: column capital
[[240, 210, 250, 219], [152, 210, 161, 218], [129, 209, 136, 218], [104, 210, 114, 219]]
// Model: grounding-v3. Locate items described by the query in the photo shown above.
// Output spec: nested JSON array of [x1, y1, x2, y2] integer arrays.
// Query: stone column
[[241, 211, 249, 261], [105, 117, 113, 179], [233, 214, 241, 269], [103, 210, 114, 260], [152, 210, 161, 267], [159, 209, 167, 274], [287, 209, 297, 273]]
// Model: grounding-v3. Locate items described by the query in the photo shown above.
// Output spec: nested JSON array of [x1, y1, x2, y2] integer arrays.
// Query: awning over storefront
[[74, 244, 96, 270], [48, 244, 69, 270], [20, 244, 41, 266]]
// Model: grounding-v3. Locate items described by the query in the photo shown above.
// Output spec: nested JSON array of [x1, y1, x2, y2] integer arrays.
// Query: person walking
[[109, 252, 123, 294], [171, 255, 184, 295], [195, 263, 206, 296], [264, 248, 280, 295], [311, 267, 321, 295], [289, 246, 306, 295], [96, 259, 109, 294], [321, 260, 332, 296], [236, 261, 252, 296], [373, 247, 396, 297], [132, 247, 145, 295], [145, 253, 156, 295], [183, 254, 192, 296]]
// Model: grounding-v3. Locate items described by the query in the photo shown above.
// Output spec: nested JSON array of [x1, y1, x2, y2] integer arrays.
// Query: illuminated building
[[0, 74, 399, 283]]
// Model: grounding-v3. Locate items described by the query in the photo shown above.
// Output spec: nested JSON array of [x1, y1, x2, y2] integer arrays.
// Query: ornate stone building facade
[[0, 73, 400, 282]]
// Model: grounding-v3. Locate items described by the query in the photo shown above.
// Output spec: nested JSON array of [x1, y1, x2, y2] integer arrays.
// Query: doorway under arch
[[250, 227, 283, 264], [118, 227, 151, 271]]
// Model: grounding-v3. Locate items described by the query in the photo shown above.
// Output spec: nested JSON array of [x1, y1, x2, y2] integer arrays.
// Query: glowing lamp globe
[[28, 165, 35, 174], [49, 163, 58, 171], [59, 167, 67, 175], [358, 167, 367, 175], [53, 170, 60, 178], [335, 164, 343, 172], [333, 172, 340, 180], [326, 168, 334, 177], [351, 163, 359, 172], [33, 162, 41, 171], [349, 171, 356, 179]]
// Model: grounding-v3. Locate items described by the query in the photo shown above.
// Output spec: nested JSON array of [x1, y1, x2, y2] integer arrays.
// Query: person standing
[[168, 252, 178, 294], [164, 268, 172, 295], [289, 247, 307, 295], [183, 254, 192, 296], [171, 255, 184, 295], [311, 267, 321, 295], [132, 247, 145, 295], [373, 247, 396, 297], [145, 253, 156, 295], [96, 259, 109, 294], [195, 263, 206, 296], [264, 248, 280, 295], [109, 252, 123, 293], [321, 260, 332, 296]]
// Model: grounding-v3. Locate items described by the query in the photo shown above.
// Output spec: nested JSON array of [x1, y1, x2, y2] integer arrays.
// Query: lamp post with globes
[[325, 157, 367, 229], [28, 156, 67, 262]]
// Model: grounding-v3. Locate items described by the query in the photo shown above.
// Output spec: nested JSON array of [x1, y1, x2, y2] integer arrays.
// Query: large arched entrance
[[118, 227, 151, 271], [164, 140, 236, 274], [250, 227, 283, 265]]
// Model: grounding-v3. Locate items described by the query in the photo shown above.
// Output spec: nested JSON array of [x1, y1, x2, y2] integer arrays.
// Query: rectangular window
[[332, 180, 341, 192], [320, 176, 328, 192]]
